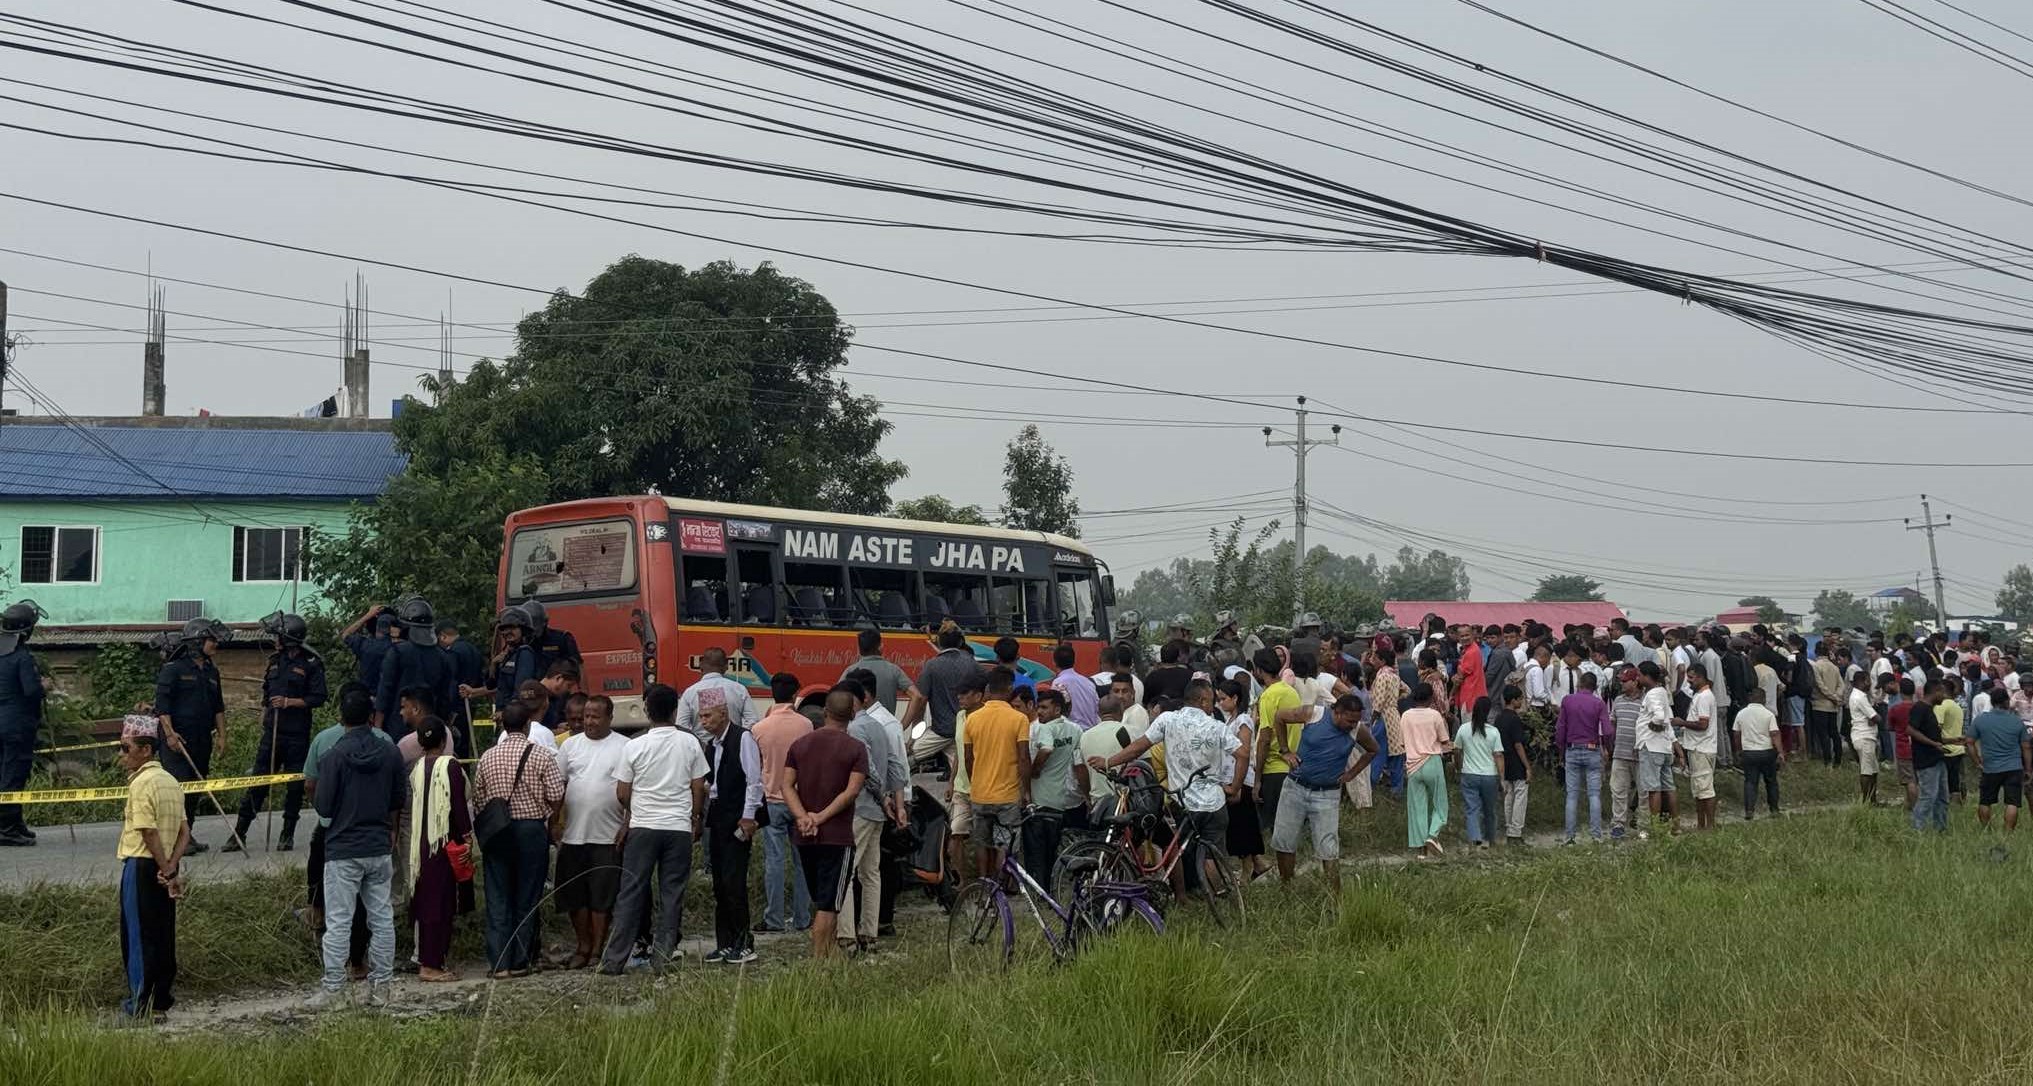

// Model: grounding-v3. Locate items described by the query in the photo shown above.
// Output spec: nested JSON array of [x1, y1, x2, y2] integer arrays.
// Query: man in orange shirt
[[961, 667, 1030, 879], [751, 673, 815, 933]]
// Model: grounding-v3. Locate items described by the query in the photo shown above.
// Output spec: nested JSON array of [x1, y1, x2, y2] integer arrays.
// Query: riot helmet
[[520, 598, 550, 636], [394, 595, 436, 644], [0, 599, 45, 655], [259, 610, 310, 648]]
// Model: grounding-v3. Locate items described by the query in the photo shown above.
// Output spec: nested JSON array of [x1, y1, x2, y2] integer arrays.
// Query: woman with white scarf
[[405, 717, 473, 982]]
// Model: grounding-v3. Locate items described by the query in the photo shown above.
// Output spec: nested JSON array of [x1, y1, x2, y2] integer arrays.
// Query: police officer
[[375, 595, 455, 741], [436, 619, 485, 758], [153, 618, 228, 853], [0, 601, 48, 847], [1170, 613, 1213, 677], [1112, 608, 1146, 669], [520, 598, 581, 673], [1208, 609, 1245, 676], [342, 604, 398, 691], [1290, 611, 1325, 664], [461, 605, 543, 717], [223, 613, 326, 853]]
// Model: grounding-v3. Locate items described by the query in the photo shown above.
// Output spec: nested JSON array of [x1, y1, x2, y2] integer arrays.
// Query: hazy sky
[[5, 0, 2029, 621]]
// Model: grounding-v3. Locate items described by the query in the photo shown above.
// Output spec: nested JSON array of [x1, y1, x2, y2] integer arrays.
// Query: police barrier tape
[[0, 771, 305, 806]]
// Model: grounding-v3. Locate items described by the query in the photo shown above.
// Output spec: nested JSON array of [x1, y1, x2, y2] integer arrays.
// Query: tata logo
[[644, 522, 670, 542]]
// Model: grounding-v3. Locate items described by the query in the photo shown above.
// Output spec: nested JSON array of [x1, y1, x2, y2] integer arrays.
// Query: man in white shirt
[[599, 683, 709, 975], [1634, 662, 1680, 839], [1092, 645, 1144, 708], [676, 647, 762, 743], [1733, 699, 1782, 820], [1677, 663, 1720, 832], [1524, 644, 1553, 712], [1847, 672, 1881, 807], [556, 695, 630, 970]]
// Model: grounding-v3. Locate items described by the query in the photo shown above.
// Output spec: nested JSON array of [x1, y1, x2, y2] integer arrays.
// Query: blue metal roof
[[0, 424, 406, 499]]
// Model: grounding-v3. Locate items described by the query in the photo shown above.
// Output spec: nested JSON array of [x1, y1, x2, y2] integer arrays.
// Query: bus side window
[[925, 571, 990, 632], [682, 556, 730, 623], [783, 560, 847, 627], [851, 567, 915, 629], [735, 548, 778, 626], [992, 576, 1045, 635], [1055, 569, 1100, 639]]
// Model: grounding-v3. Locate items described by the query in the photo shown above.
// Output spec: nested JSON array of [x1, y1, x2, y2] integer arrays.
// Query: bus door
[[1054, 564, 1105, 667]]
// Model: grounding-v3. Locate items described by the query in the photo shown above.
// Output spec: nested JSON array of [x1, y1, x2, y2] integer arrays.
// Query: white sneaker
[[1637, 829, 1651, 841], [365, 982, 393, 1008]]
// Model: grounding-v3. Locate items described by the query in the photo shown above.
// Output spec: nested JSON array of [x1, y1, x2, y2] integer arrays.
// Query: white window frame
[[18, 524, 102, 585], [235, 525, 306, 583]]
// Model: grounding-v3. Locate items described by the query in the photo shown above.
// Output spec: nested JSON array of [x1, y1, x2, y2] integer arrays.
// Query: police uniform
[[533, 627, 581, 673], [153, 652, 225, 826], [376, 637, 456, 740], [346, 618, 396, 691], [491, 642, 542, 714], [0, 636, 45, 843], [229, 646, 327, 847]]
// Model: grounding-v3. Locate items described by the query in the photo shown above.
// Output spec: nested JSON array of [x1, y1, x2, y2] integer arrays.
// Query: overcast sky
[[4, 0, 2029, 621]]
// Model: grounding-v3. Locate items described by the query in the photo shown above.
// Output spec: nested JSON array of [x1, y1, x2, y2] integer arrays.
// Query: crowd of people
[[5, 594, 2026, 1024]]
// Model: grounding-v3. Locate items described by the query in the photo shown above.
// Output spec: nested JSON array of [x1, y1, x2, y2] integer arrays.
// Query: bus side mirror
[[1100, 574, 1117, 607]]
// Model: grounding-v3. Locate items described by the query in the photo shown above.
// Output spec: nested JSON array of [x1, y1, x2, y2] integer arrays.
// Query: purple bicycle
[[947, 815, 1164, 973]]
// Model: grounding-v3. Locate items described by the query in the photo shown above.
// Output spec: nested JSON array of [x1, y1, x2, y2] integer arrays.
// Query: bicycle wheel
[[1057, 839, 1138, 900], [1190, 841, 1245, 929], [1076, 889, 1165, 948], [947, 879, 1013, 974]]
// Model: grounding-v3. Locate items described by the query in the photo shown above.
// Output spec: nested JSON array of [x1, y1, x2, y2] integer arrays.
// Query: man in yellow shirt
[[961, 667, 1030, 878], [116, 714, 190, 1023], [1250, 649, 1304, 846]]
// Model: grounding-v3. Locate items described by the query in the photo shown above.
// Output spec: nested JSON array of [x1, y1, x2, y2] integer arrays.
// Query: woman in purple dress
[[406, 717, 473, 982]]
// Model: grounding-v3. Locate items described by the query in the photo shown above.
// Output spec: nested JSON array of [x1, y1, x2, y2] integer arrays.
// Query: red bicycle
[[1061, 763, 1245, 929]]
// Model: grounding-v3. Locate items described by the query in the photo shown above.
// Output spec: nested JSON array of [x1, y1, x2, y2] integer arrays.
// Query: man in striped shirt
[[1607, 670, 1645, 840]]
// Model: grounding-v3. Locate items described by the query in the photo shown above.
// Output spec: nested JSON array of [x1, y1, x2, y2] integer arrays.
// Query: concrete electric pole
[[1265, 396, 1340, 625], [1904, 494, 1952, 632]]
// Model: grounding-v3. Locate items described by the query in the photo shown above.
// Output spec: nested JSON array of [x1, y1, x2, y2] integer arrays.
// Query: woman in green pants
[[1400, 683, 1455, 858]]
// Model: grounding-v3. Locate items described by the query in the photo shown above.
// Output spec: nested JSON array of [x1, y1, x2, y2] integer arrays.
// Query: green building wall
[[0, 499, 360, 625]]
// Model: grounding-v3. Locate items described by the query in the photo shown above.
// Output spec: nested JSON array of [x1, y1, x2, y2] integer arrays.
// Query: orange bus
[[498, 497, 1114, 725]]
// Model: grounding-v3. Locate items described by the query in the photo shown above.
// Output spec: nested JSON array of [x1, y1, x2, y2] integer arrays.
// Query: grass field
[[5, 784, 2030, 1084]]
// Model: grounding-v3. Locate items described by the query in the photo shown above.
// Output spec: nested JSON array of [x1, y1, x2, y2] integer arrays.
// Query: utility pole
[[1905, 494, 1951, 633], [1264, 396, 1340, 625], [0, 280, 9, 421]]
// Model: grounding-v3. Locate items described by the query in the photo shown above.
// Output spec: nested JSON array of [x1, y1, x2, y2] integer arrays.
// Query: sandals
[[419, 969, 462, 983], [564, 952, 592, 971]]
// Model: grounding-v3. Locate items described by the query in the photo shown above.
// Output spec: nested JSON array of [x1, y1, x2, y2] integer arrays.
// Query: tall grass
[[5, 804, 2030, 1083]]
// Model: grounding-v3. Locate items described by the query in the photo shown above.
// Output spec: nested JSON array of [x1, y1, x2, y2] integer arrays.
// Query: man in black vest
[[153, 618, 228, 853], [375, 596, 454, 742], [0, 600, 47, 847], [697, 688, 762, 965]]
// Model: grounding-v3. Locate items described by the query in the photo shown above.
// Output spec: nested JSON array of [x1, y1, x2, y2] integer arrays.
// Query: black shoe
[[752, 922, 787, 934], [184, 840, 209, 856], [220, 837, 246, 854], [276, 835, 296, 853], [877, 924, 897, 938], [0, 831, 35, 848]]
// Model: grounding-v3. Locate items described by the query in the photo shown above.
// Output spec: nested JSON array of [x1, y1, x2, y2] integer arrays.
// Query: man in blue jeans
[[753, 673, 814, 933], [1556, 673, 1612, 844], [475, 700, 565, 978], [305, 687, 405, 1010], [1908, 682, 1950, 832]]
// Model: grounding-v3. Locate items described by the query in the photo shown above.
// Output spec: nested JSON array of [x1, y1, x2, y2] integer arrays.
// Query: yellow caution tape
[[35, 740, 122, 755], [0, 771, 305, 805]]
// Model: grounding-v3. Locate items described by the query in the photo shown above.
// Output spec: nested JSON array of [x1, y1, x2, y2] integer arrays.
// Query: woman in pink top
[[1400, 682, 1454, 857]]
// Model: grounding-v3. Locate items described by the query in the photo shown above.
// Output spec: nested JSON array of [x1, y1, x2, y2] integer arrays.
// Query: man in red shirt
[[783, 691, 869, 960], [1453, 624, 1487, 716], [1885, 675, 1916, 810]]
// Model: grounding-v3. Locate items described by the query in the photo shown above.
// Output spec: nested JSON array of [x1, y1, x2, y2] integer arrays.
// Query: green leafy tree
[[1531, 573, 1605, 602], [999, 424, 1081, 536], [1197, 517, 1282, 624], [1997, 565, 2033, 623], [401, 256, 904, 512], [1382, 547, 1471, 602], [1120, 557, 1211, 625], [1737, 596, 1790, 623], [327, 256, 906, 638], [891, 494, 991, 526], [1811, 589, 1874, 631], [309, 452, 552, 667]]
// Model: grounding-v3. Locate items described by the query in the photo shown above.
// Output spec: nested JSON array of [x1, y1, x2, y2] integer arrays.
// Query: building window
[[19, 525, 99, 584], [233, 526, 307, 582]]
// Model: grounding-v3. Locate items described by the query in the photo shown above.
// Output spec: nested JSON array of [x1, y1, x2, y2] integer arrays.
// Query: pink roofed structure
[[1385, 601, 1630, 631]]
